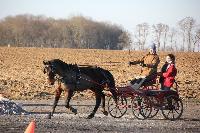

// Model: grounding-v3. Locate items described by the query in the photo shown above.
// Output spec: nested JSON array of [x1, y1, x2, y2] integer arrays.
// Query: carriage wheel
[[148, 97, 159, 118], [148, 107, 159, 118], [108, 96, 127, 118], [131, 95, 152, 120], [161, 95, 183, 121]]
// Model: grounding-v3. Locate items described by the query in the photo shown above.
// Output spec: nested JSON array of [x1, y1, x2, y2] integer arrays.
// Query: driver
[[129, 42, 160, 88]]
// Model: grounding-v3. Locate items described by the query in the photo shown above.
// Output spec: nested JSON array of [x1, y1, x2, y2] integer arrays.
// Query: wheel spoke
[[110, 103, 114, 106], [175, 109, 180, 114], [172, 110, 175, 119], [115, 107, 118, 115], [167, 110, 172, 117], [118, 108, 123, 115], [143, 110, 147, 116], [110, 106, 117, 112], [136, 111, 140, 117], [139, 109, 143, 116]]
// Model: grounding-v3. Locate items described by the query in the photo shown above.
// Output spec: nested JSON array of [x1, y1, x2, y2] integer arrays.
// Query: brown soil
[[0, 47, 200, 100]]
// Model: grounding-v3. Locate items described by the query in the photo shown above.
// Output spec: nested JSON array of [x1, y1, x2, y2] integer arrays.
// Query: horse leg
[[109, 87, 118, 103], [48, 87, 62, 119], [101, 91, 108, 116], [64, 89, 77, 114], [87, 91, 101, 119]]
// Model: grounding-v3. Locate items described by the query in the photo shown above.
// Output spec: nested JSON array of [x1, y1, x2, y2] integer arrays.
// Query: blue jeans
[[161, 86, 170, 91]]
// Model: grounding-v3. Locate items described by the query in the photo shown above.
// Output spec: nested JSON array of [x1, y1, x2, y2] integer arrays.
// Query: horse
[[43, 59, 117, 119]]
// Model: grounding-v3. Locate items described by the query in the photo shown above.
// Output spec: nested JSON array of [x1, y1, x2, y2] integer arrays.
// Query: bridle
[[44, 64, 57, 84]]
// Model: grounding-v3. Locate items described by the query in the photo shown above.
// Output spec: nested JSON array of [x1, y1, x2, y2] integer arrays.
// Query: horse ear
[[43, 60, 49, 65]]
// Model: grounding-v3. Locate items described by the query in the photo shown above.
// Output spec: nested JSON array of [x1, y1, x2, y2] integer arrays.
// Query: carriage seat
[[144, 89, 178, 97], [142, 74, 158, 87]]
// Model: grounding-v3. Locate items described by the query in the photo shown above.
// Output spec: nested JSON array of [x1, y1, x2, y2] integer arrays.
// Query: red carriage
[[107, 76, 183, 121]]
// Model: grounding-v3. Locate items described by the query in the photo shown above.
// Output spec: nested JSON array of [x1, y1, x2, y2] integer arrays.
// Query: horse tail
[[99, 68, 118, 101]]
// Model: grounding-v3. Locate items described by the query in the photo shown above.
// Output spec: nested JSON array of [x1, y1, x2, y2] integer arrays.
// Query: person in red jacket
[[158, 54, 177, 90]]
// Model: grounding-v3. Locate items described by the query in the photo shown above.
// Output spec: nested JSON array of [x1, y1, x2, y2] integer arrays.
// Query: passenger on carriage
[[129, 41, 160, 89], [158, 54, 177, 90]]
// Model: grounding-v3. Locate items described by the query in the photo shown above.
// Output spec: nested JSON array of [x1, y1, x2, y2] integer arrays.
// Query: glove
[[157, 72, 162, 76], [139, 63, 147, 67], [129, 61, 132, 66]]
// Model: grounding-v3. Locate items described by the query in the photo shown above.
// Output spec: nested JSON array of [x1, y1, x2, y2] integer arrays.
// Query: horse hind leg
[[101, 92, 108, 116], [64, 89, 77, 115], [109, 87, 118, 103], [87, 91, 101, 119], [48, 87, 62, 119]]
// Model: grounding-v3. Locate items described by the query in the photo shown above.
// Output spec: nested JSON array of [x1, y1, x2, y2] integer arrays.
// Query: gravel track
[[0, 99, 200, 133]]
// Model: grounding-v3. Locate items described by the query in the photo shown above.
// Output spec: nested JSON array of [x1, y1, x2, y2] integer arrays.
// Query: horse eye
[[43, 68, 46, 74], [43, 66, 49, 74]]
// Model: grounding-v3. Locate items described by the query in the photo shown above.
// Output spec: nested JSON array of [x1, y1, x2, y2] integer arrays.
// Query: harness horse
[[43, 59, 117, 119]]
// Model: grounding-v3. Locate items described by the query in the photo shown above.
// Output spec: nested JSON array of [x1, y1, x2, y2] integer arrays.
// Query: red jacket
[[162, 64, 177, 87]]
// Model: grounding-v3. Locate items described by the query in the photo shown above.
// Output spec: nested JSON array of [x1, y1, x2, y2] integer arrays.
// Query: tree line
[[133, 17, 200, 52], [0, 15, 199, 51], [0, 15, 131, 50]]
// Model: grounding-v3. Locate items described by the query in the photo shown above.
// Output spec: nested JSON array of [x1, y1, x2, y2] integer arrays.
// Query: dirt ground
[[0, 98, 200, 133], [0, 47, 200, 132], [0, 47, 200, 100]]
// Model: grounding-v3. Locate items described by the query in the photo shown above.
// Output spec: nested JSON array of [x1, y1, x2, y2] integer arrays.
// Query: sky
[[0, 0, 199, 33]]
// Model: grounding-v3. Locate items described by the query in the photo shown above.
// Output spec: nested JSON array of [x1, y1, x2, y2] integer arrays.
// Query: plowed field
[[0, 47, 200, 100]]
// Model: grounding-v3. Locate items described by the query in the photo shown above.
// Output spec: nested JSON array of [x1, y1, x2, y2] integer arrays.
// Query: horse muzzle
[[50, 82, 54, 85], [48, 78, 56, 85]]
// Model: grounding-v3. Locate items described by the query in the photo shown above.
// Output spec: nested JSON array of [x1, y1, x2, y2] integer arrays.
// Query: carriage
[[43, 59, 183, 120], [107, 77, 183, 121]]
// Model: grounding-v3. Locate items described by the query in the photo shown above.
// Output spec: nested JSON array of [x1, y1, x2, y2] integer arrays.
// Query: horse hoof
[[47, 114, 52, 119], [65, 105, 70, 108], [87, 114, 94, 119], [103, 111, 108, 116], [71, 108, 77, 115]]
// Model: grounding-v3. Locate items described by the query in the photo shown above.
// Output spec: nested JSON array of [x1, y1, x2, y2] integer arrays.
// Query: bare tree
[[0, 15, 130, 49], [1, 14, 200, 52], [118, 31, 132, 49], [168, 28, 177, 51], [163, 24, 169, 51], [134, 23, 149, 50], [192, 29, 200, 52], [152, 23, 166, 51], [178, 17, 196, 52]]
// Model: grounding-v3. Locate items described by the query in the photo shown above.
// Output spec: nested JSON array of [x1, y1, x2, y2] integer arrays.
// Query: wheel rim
[[148, 107, 159, 118], [108, 96, 127, 118], [161, 96, 183, 120], [148, 97, 159, 118], [131, 96, 152, 120]]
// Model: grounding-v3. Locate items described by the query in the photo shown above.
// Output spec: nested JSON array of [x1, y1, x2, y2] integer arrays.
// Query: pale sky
[[0, 0, 199, 33]]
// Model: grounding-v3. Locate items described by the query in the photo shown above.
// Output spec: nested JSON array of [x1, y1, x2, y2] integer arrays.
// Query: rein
[[54, 64, 109, 88]]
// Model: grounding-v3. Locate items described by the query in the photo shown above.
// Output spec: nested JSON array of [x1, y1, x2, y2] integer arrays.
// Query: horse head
[[43, 60, 56, 85]]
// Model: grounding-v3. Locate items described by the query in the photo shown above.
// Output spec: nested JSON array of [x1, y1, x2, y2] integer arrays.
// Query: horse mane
[[50, 59, 112, 79], [50, 59, 103, 70], [50, 59, 76, 70]]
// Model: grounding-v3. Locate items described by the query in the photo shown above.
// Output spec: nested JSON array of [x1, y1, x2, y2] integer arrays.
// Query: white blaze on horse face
[[44, 65, 55, 85]]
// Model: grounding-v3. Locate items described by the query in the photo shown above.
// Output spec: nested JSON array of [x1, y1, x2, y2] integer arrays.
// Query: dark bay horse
[[43, 59, 117, 119]]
